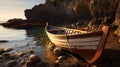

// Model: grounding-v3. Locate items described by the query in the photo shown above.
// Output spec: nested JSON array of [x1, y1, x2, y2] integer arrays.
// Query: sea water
[[0, 21, 45, 60], [0, 25, 27, 47]]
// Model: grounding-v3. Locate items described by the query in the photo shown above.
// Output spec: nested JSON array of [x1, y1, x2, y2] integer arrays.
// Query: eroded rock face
[[25, 0, 120, 25], [114, 5, 120, 25], [25, 4, 66, 24], [88, 0, 120, 25], [113, 1, 120, 36], [24, 0, 92, 24]]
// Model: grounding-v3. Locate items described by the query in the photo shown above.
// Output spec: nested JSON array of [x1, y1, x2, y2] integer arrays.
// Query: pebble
[[0, 48, 5, 54], [29, 54, 41, 63], [10, 53, 18, 59], [58, 56, 68, 61], [53, 48, 63, 56], [91, 65, 97, 67], [24, 42, 30, 46], [49, 43, 55, 51], [0, 55, 3, 62], [29, 50, 34, 54], [14, 44, 18, 46], [19, 60, 26, 65], [6, 60, 17, 67], [34, 41, 39, 44], [36, 62, 49, 67], [25, 49, 34, 54], [4, 48, 13, 52], [18, 52, 26, 57], [34, 40, 42, 46], [0, 55, 3, 59], [25, 61, 34, 67], [55, 56, 68, 63], [55, 60, 61, 63], [2, 53, 10, 59], [53, 48, 61, 53], [26, 44, 30, 46]]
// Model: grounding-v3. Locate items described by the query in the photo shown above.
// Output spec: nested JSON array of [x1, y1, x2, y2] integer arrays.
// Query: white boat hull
[[45, 25, 109, 64]]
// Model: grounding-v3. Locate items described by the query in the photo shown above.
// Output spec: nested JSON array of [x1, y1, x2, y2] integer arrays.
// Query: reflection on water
[[0, 25, 45, 46], [26, 27, 45, 38], [0, 26, 44, 53], [0, 25, 45, 60], [0, 25, 26, 41]]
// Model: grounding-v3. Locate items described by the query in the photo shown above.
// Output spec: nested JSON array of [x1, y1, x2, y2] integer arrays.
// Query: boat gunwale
[[45, 25, 103, 39]]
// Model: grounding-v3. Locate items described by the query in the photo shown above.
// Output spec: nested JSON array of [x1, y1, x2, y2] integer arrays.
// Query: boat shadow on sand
[[94, 49, 120, 67], [46, 44, 120, 67]]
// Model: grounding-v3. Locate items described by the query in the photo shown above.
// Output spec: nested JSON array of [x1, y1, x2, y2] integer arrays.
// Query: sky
[[0, 0, 45, 21]]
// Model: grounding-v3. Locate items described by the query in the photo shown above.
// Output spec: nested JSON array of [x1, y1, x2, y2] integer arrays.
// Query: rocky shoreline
[[0, 29, 120, 67], [0, 47, 47, 67], [0, 0, 120, 66], [0, 46, 86, 67]]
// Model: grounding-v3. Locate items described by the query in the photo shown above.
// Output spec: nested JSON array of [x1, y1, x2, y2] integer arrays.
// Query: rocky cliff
[[25, 0, 120, 36], [25, 4, 66, 24], [1, 0, 120, 31], [24, 0, 92, 24], [25, 0, 120, 25]]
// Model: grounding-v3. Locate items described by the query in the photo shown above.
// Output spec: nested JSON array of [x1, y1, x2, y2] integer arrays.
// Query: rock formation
[[88, 0, 120, 25], [25, 0, 120, 25], [114, 4, 120, 36], [24, 0, 92, 24], [1, 0, 120, 32]]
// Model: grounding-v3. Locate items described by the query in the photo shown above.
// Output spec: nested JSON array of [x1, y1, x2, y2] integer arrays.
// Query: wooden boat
[[45, 24, 109, 64]]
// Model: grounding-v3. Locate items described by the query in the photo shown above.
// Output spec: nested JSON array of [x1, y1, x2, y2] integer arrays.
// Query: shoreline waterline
[[0, 24, 46, 61]]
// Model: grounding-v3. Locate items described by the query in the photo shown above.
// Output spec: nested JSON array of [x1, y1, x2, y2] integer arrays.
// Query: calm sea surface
[[0, 21, 45, 60]]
